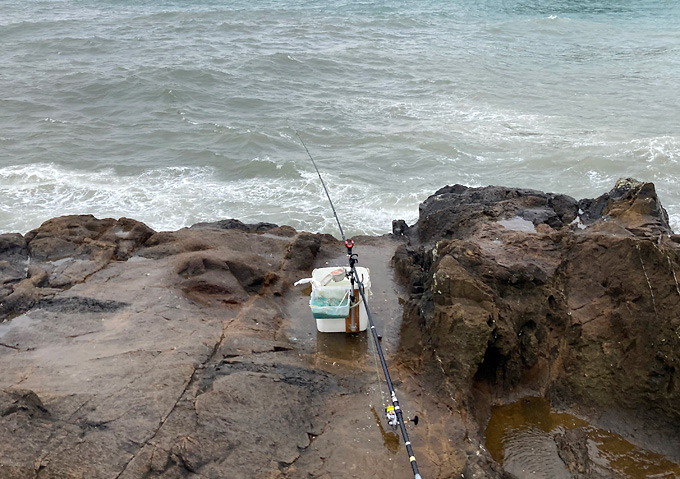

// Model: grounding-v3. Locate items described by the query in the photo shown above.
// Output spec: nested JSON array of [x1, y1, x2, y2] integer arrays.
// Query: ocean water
[[1, 0, 679, 237]]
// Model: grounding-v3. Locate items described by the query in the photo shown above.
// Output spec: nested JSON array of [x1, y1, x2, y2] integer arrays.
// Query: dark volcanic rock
[[394, 179, 680, 453], [282, 231, 324, 273], [0, 234, 29, 303], [401, 184, 579, 245], [25, 214, 154, 262], [0, 390, 50, 419], [578, 178, 671, 237], [189, 218, 285, 234], [555, 427, 591, 478], [0, 216, 154, 319], [36, 296, 128, 314], [175, 254, 251, 304]]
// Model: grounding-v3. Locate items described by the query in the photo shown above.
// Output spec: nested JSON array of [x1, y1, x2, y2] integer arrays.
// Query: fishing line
[[295, 131, 346, 243], [294, 130, 423, 479], [368, 325, 388, 410]]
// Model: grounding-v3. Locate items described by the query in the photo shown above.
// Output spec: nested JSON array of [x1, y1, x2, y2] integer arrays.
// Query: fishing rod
[[296, 132, 423, 479]]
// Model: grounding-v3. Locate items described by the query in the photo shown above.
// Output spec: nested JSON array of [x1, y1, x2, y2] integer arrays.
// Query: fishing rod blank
[[295, 131, 423, 479]]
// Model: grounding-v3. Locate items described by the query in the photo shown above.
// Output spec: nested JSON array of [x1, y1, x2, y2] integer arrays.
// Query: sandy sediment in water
[[0, 180, 679, 478]]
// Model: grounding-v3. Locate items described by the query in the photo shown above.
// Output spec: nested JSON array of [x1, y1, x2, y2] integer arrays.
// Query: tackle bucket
[[309, 287, 351, 319]]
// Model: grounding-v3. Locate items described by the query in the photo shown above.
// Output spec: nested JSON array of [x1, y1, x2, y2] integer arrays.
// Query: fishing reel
[[385, 405, 419, 428]]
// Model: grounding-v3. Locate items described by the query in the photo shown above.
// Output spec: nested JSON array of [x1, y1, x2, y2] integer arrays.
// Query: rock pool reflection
[[370, 406, 400, 454], [486, 397, 680, 479]]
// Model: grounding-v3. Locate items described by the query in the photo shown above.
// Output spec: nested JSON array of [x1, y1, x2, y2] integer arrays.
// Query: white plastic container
[[310, 266, 370, 333]]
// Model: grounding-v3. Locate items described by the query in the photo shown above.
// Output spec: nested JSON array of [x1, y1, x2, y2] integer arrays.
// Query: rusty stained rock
[[393, 179, 680, 473]]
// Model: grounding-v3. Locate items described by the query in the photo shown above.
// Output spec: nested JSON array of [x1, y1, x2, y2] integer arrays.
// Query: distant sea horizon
[[2, 0, 679, 237]]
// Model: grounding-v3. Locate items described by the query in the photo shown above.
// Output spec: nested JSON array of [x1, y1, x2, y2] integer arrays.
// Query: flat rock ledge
[[0, 179, 678, 479]]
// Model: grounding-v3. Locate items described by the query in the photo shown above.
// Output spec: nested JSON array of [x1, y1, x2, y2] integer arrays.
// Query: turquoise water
[[1, 1, 679, 236]]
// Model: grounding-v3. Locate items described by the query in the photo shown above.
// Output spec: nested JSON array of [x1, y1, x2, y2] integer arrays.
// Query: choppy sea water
[[1, 0, 679, 237]]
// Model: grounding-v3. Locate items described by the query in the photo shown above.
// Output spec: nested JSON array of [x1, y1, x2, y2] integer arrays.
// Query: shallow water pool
[[486, 397, 680, 479]]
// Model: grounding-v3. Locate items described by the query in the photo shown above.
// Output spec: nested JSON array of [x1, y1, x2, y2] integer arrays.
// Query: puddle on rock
[[314, 331, 369, 364], [486, 397, 680, 479], [370, 405, 401, 454], [497, 216, 537, 233]]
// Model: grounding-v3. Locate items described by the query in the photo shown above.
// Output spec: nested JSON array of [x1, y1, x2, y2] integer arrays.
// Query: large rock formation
[[393, 179, 680, 464]]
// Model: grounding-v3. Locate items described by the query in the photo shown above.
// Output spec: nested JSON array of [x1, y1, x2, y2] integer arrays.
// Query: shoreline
[[0, 179, 679, 478]]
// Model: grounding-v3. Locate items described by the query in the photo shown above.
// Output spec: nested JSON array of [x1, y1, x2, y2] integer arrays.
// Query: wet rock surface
[[0, 215, 454, 479], [0, 179, 678, 479], [394, 179, 680, 477], [555, 427, 590, 479]]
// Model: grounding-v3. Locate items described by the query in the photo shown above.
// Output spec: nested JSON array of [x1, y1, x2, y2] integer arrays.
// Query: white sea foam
[[0, 164, 213, 233], [669, 213, 680, 235], [633, 136, 679, 165], [0, 162, 418, 237]]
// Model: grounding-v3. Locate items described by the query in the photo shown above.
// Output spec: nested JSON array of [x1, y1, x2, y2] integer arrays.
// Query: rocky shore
[[0, 179, 678, 478]]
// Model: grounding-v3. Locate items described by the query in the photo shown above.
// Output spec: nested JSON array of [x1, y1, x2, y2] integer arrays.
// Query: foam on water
[[0, 162, 420, 237]]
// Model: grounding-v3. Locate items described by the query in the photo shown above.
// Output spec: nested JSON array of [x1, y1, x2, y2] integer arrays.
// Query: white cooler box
[[309, 266, 370, 333]]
